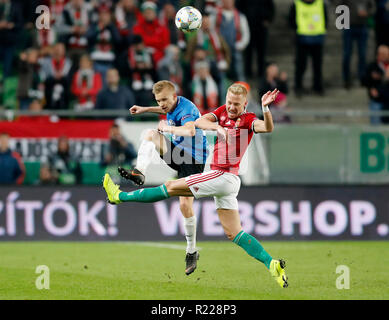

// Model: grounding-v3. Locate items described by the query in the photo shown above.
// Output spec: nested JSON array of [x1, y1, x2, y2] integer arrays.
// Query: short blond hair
[[152, 80, 176, 95], [227, 83, 248, 97]]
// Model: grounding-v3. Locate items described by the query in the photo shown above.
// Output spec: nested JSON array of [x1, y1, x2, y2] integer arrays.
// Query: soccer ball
[[175, 6, 202, 33]]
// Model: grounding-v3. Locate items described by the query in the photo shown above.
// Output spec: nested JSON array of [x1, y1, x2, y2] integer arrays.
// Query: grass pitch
[[0, 241, 388, 300]]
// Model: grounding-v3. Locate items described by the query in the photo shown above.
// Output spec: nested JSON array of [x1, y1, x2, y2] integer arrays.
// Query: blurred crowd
[[0, 0, 387, 119], [0, 0, 280, 118], [0, 0, 389, 185]]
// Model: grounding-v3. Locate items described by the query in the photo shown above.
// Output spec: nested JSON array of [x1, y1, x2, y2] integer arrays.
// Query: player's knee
[[144, 129, 159, 142], [165, 180, 174, 194]]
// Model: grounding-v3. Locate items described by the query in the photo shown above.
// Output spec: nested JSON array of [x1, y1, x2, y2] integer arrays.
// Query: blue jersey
[[166, 96, 208, 164]]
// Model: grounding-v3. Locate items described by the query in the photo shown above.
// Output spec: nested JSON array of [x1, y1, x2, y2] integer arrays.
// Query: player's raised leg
[[217, 209, 288, 288], [103, 173, 193, 205], [118, 129, 167, 186], [179, 196, 199, 275]]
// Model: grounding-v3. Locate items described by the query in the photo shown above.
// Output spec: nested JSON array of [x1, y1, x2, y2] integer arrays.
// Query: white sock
[[184, 216, 197, 254], [136, 140, 155, 175]]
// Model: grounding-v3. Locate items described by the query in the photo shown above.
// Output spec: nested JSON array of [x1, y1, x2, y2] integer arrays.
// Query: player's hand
[[216, 126, 228, 142], [262, 89, 279, 107], [158, 120, 169, 133], [129, 105, 145, 115]]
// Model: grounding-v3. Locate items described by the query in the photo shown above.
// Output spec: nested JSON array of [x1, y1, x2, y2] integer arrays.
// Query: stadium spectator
[[114, 0, 141, 48], [159, 2, 179, 45], [49, 135, 82, 185], [36, 163, 58, 185], [204, 0, 219, 15], [191, 60, 219, 115], [362, 45, 389, 124], [87, 5, 121, 85], [71, 54, 103, 111], [21, 0, 42, 29], [335, 0, 375, 89], [17, 48, 44, 110], [126, 35, 155, 106], [375, 0, 389, 47], [260, 63, 290, 123], [289, 0, 328, 97], [47, 0, 69, 26], [0, 0, 23, 79], [236, 0, 275, 79], [212, 0, 250, 81], [185, 12, 230, 69], [157, 45, 184, 95], [101, 123, 137, 167], [0, 132, 25, 185], [260, 63, 289, 105], [128, 35, 155, 89], [57, 0, 92, 68], [40, 42, 72, 110], [95, 68, 136, 112], [185, 12, 230, 100], [132, 1, 171, 65], [0, 0, 23, 105], [27, 3, 57, 57]]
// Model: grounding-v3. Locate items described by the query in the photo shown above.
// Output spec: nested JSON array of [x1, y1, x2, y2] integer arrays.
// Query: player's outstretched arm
[[253, 89, 278, 133], [195, 114, 227, 140], [129, 105, 166, 115], [158, 120, 196, 137]]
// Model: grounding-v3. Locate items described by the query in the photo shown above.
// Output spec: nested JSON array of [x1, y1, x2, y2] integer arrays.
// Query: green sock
[[119, 185, 170, 203], [233, 231, 273, 269]]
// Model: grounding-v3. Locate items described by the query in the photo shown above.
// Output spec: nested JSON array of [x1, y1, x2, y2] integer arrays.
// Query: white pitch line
[[119, 241, 202, 251]]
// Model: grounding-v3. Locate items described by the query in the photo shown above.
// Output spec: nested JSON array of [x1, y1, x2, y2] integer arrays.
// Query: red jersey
[[210, 105, 258, 175]]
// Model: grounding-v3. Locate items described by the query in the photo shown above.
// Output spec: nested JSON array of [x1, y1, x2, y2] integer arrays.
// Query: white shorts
[[185, 170, 241, 210]]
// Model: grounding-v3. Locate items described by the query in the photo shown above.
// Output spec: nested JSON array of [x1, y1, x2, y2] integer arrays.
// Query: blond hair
[[227, 83, 248, 97], [152, 80, 176, 95]]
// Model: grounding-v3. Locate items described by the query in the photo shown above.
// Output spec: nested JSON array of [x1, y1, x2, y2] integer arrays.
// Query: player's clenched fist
[[129, 105, 145, 115], [216, 125, 228, 142]]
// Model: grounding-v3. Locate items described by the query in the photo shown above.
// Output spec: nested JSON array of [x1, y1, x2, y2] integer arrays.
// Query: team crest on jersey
[[181, 115, 191, 122]]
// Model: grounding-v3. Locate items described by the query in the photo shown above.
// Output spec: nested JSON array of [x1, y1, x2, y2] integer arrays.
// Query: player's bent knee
[[165, 180, 193, 197], [165, 180, 176, 194], [144, 129, 159, 142]]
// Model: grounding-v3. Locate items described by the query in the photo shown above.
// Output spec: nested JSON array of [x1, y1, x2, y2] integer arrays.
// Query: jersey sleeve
[[179, 106, 199, 125], [245, 113, 259, 133], [210, 106, 226, 122]]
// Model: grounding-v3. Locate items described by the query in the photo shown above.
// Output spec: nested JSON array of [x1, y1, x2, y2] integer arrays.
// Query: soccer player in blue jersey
[[119, 80, 209, 276]]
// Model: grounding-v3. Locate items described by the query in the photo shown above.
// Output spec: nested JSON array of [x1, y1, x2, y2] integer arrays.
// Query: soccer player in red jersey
[[103, 84, 288, 287]]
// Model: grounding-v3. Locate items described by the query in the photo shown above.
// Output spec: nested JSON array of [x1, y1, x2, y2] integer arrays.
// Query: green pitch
[[0, 241, 388, 300]]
